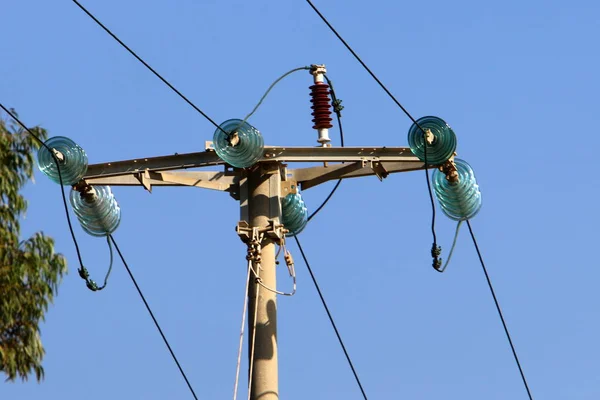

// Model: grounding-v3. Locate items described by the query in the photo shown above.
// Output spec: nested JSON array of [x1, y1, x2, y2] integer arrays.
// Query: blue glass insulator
[[213, 119, 264, 168], [69, 186, 121, 237], [281, 192, 308, 237], [432, 158, 482, 221], [407, 116, 457, 165], [37, 136, 88, 185]]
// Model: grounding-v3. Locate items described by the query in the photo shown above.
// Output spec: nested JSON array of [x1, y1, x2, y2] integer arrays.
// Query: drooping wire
[[466, 221, 534, 400], [248, 243, 297, 296], [434, 221, 462, 273], [293, 236, 369, 400], [109, 235, 200, 400], [307, 74, 345, 223], [233, 260, 254, 400], [0, 104, 200, 400], [237, 66, 311, 130], [71, 0, 226, 135], [78, 235, 114, 291], [304, 0, 440, 268]]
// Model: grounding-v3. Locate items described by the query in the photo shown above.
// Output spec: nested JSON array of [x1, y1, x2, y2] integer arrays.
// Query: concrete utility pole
[[82, 55, 435, 396], [83, 144, 427, 398], [246, 164, 280, 399]]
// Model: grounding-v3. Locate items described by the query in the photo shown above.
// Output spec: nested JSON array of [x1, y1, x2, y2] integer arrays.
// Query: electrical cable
[[71, 0, 226, 134], [293, 236, 369, 400], [237, 66, 311, 130], [109, 235, 200, 400], [248, 246, 297, 296], [0, 103, 99, 288], [233, 260, 253, 400], [466, 221, 534, 400], [304, 5, 532, 396], [79, 235, 114, 291], [0, 104, 200, 400], [434, 221, 462, 273], [304, 0, 440, 268]]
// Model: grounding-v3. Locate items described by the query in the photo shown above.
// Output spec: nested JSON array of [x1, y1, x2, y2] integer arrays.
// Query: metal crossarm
[[83, 146, 428, 193]]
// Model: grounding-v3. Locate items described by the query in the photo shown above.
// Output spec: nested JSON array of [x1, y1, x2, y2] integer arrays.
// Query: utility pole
[[245, 163, 280, 400], [80, 66, 437, 399]]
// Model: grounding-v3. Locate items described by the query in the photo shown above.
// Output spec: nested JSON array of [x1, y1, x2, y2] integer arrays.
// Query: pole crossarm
[[82, 146, 431, 192]]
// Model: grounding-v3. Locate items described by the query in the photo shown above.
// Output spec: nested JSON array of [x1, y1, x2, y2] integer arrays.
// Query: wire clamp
[[236, 220, 286, 245], [431, 243, 443, 271]]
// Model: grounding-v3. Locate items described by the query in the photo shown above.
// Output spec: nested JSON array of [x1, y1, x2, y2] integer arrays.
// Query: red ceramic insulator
[[309, 83, 333, 130]]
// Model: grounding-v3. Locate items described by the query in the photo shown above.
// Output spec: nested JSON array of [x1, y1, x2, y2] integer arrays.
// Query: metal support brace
[[237, 220, 287, 246]]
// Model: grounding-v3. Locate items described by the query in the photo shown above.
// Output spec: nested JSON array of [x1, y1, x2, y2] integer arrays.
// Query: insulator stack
[[37, 136, 88, 185], [309, 83, 333, 130], [70, 186, 121, 237], [213, 119, 264, 168], [432, 158, 482, 221], [281, 191, 308, 237], [407, 116, 457, 165]]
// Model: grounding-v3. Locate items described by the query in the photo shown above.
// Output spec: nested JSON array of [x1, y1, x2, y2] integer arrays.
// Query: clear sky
[[2, 0, 599, 399]]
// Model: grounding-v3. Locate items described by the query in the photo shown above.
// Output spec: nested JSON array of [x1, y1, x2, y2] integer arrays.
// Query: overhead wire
[[304, 1, 534, 397], [71, 0, 226, 135], [0, 104, 200, 400], [466, 221, 534, 400], [304, 0, 440, 269], [109, 235, 200, 400], [0, 103, 101, 289], [293, 236, 368, 399]]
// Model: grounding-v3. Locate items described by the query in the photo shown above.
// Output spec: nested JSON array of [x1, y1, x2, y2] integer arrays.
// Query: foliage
[[0, 110, 67, 381]]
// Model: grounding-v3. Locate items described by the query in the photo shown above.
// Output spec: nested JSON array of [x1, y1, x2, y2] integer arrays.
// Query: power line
[[109, 235, 200, 400], [0, 104, 200, 400], [304, 0, 440, 269], [466, 221, 534, 399], [71, 0, 225, 134], [304, 3, 534, 397], [293, 236, 369, 400], [305, 0, 419, 126], [0, 103, 92, 284]]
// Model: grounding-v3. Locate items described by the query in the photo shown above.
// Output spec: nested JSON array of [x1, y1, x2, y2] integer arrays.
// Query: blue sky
[[2, 0, 599, 399]]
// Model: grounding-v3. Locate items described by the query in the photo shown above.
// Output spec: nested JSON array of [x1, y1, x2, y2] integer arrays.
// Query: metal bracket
[[371, 161, 389, 181], [439, 155, 459, 183], [425, 128, 435, 145], [280, 180, 298, 197], [135, 170, 152, 192], [236, 220, 286, 245]]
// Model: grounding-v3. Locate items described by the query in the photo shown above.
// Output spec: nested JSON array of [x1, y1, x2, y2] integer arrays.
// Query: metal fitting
[[439, 156, 459, 184]]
